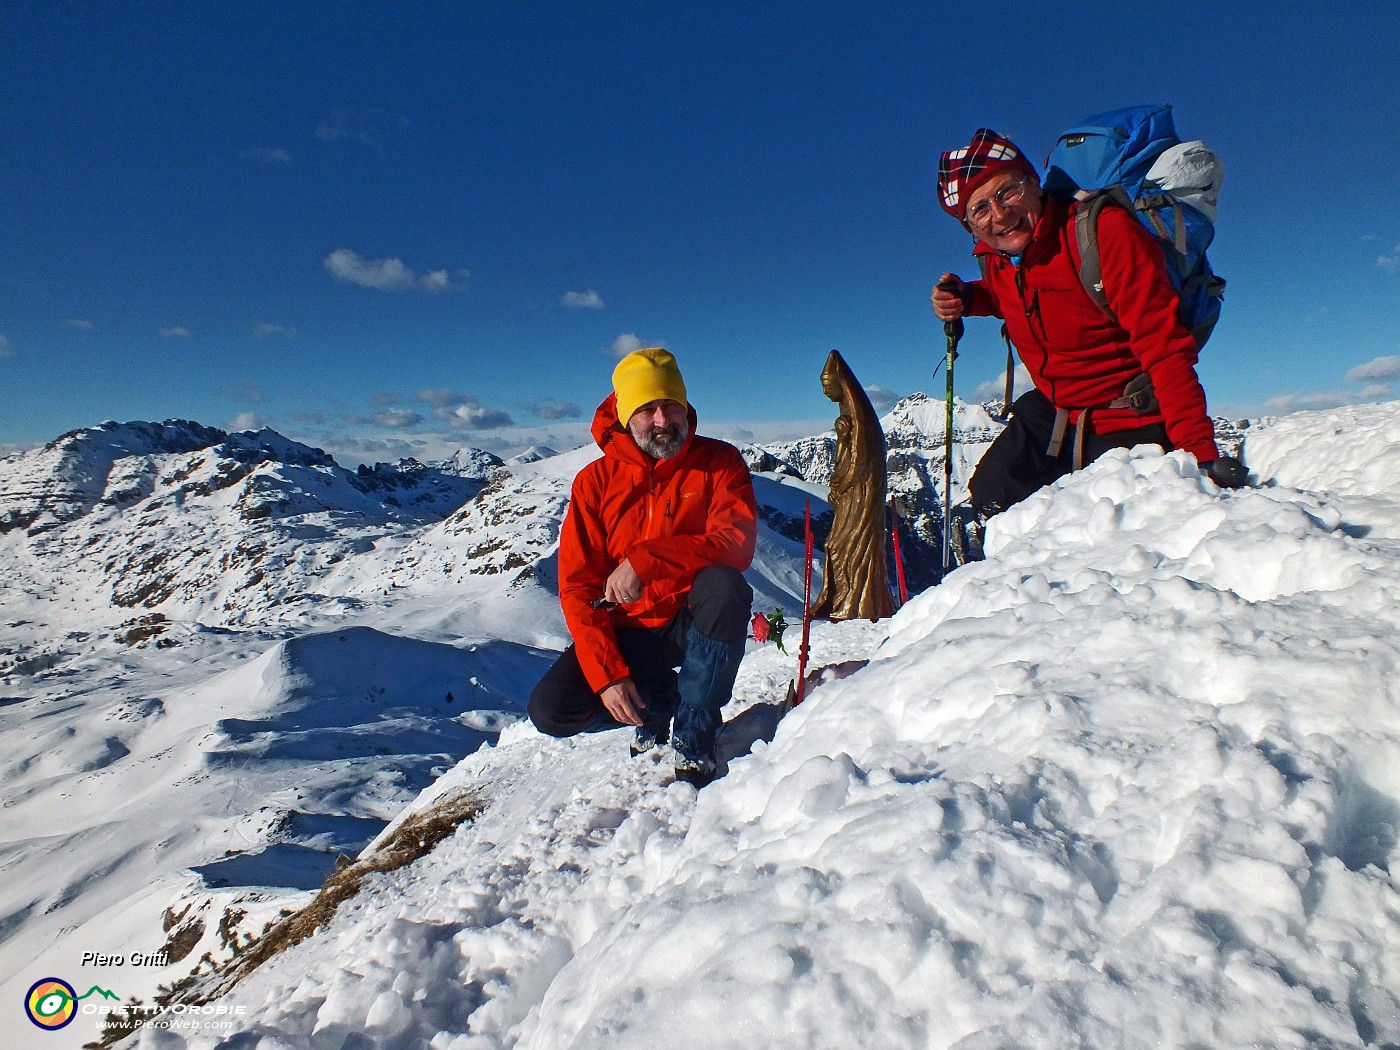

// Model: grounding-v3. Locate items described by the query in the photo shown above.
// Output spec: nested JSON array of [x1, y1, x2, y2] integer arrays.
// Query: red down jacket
[[559, 393, 757, 692], [966, 193, 1219, 464]]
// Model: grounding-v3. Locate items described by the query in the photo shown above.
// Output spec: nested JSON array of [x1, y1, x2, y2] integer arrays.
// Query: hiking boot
[[629, 672, 677, 758], [673, 754, 718, 788]]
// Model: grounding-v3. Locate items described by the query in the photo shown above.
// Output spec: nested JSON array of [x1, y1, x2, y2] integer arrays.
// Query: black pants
[[527, 565, 752, 738], [969, 389, 1169, 520]]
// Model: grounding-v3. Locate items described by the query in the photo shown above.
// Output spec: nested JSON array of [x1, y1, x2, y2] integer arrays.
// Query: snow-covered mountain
[[2, 403, 1397, 1049], [0, 414, 833, 1050], [0, 421, 493, 638]]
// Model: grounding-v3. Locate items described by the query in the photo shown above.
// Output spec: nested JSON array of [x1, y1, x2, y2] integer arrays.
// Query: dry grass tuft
[[134, 791, 489, 1027], [213, 792, 486, 994]]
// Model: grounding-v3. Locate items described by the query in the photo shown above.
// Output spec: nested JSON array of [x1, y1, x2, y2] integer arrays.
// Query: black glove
[[1204, 455, 1248, 489]]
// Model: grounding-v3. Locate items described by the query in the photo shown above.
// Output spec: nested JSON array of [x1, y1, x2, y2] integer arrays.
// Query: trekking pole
[[889, 496, 909, 606], [793, 499, 814, 706], [998, 322, 1015, 421], [936, 281, 965, 577]]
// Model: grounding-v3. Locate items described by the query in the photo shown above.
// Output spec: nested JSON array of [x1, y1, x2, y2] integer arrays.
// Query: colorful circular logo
[[25, 978, 77, 1030]]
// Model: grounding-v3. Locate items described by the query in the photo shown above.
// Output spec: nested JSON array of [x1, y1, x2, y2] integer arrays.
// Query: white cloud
[[712, 418, 838, 445], [416, 388, 467, 409], [445, 402, 514, 430], [325, 249, 416, 292], [1264, 391, 1357, 414], [1346, 355, 1400, 383], [1378, 244, 1400, 273], [373, 409, 424, 429], [1360, 384, 1394, 399], [526, 398, 582, 420], [563, 290, 604, 309], [414, 389, 514, 430], [160, 326, 191, 339], [255, 323, 298, 339], [863, 385, 900, 412], [230, 412, 265, 432], [325, 249, 467, 294], [0, 335, 11, 358], [610, 333, 663, 357], [314, 434, 428, 468], [62, 318, 95, 330], [971, 364, 1032, 405], [419, 270, 453, 294]]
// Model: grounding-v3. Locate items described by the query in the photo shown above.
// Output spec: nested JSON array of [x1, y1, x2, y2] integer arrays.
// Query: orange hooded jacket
[[559, 393, 757, 692]]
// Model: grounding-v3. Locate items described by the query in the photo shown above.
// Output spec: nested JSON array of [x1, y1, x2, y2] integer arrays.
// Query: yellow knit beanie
[[612, 348, 688, 424]]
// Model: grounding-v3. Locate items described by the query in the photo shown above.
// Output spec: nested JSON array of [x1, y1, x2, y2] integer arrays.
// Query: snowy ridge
[[3, 403, 1399, 1049], [0, 421, 494, 631], [118, 404, 1400, 1050], [0, 626, 558, 1050]]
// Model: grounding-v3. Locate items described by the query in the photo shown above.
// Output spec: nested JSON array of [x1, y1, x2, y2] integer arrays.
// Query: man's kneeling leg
[[672, 566, 751, 774]]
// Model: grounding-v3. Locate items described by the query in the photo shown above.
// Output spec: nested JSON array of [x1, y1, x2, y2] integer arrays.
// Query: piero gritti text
[[81, 950, 170, 967]]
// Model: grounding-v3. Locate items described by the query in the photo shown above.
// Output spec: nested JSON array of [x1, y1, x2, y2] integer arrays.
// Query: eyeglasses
[[965, 179, 1035, 230]]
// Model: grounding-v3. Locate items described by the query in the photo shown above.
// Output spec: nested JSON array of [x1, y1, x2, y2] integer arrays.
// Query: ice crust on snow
[[102, 403, 1400, 1050]]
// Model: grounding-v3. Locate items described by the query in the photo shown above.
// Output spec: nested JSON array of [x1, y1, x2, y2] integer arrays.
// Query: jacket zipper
[[643, 469, 656, 537], [1014, 265, 1056, 406]]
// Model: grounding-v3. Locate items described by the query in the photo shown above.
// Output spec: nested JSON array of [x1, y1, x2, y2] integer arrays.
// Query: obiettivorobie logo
[[24, 978, 120, 1030]]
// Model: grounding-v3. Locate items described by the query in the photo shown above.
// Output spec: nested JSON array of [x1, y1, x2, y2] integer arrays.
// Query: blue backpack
[[1042, 103, 1226, 349]]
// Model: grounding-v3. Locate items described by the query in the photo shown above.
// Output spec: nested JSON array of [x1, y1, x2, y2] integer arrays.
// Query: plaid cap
[[937, 128, 1039, 221]]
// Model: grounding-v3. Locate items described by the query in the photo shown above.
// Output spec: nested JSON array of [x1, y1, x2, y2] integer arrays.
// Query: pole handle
[[936, 280, 965, 343]]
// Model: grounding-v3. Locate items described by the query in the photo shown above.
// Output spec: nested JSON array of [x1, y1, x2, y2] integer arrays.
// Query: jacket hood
[[591, 391, 700, 466]]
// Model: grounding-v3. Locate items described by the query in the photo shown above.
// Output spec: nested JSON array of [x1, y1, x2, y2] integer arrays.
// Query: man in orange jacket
[[527, 348, 757, 786]]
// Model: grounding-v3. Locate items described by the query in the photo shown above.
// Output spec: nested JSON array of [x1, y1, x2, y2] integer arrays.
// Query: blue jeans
[[528, 565, 751, 762]]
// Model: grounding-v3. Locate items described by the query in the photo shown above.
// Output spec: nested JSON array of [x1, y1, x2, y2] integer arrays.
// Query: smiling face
[[627, 399, 690, 459], [964, 169, 1044, 255]]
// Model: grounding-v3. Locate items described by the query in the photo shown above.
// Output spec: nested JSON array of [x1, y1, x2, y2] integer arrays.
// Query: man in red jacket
[[527, 348, 757, 786], [931, 128, 1238, 541]]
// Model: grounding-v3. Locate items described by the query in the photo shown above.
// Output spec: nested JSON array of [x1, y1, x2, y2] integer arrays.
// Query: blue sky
[[3, 1, 1399, 466]]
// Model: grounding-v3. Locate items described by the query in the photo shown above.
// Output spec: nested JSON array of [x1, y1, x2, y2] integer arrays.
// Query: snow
[[3, 402, 1400, 1049]]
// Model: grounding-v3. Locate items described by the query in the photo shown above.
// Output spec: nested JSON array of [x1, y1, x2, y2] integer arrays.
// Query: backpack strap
[[1070, 191, 1125, 326], [1137, 190, 1190, 260], [1047, 407, 1070, 458], [1048, 374, 1159, 469], [1074, 189, 1197, 324]]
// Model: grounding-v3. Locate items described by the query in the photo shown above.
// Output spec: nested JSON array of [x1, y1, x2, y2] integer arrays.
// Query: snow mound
[[522, 448, 1400, 1049], [1246, 401, 1400, 498], [0, 625, 552, 1044], [141, 431, 1400, 1050]]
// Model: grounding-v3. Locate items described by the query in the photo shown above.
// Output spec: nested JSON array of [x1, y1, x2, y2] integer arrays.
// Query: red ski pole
[[889, 496, 909, 607], [794, 499, 814, 706]]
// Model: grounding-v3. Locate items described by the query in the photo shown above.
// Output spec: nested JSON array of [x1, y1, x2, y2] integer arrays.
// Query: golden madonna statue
[[808, 349, 894, 621]]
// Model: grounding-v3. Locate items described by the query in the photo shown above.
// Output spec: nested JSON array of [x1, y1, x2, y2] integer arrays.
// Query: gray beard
[[633, 419, 689, 460]]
